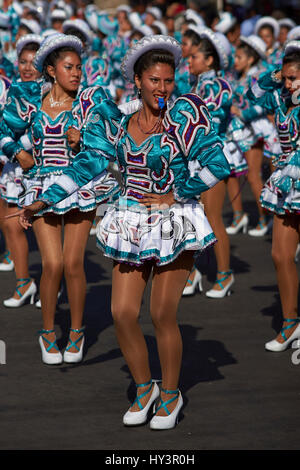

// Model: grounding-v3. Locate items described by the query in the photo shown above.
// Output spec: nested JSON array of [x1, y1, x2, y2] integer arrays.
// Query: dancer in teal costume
[[19, 35, 230, 430], [246, 40, 300, 352]]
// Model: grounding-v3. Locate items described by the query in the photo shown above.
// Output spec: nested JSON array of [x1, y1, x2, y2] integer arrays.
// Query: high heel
[[63, 327, 85, 363], [206, 270, 234, 298], [265, 318, 300, 352], [248, 216, 269, 237], [123, 380, 160, 426], [226, 212, 249, 235], [38, 329, 63, 365], [150, 388, 183, 430], [0, 251, 14, 271], [182, 268, 202, 296], [3, 278, 37, 307]]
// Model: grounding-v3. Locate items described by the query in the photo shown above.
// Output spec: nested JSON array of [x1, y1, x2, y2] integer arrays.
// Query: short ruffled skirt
[[18, 170, 118, 215], [223, 140, 248, 177], [96, 199, 216, 266], [0, 162, 24, 204], [260, 157, 300, 215]]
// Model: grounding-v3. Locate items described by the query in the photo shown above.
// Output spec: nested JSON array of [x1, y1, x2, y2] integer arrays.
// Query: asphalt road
[[0, 182, 299, 452]]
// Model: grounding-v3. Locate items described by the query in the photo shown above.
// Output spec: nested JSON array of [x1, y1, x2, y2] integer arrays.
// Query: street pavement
[[0, 182, 299, 451]]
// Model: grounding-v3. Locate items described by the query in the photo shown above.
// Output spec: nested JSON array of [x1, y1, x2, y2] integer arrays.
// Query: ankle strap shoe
[[39, 329, 63, 365], [63, 327, 85, 363], [3, 278, 37, 307], [265, 318, 300, 352], [123, 380, 160, 426], [150, 388, 183, 430]]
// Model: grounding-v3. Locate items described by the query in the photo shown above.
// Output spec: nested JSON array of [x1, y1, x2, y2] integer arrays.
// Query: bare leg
[[63, 209, 96, 350], [271, 214, 300, 342], [202, 180, 232, 290], [150, 251, 195, 415], [32, 214, 63, 349], [245, 144, 267, 222], [111, 261, 153, 410], [3, 204, 30, 298]]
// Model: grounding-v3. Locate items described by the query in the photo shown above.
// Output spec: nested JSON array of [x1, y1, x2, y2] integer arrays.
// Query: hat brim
[[121, 34, 182, 82], [16, 34, 42, 56], [34, 34, 83, 72], [192, 27, 229, 69], [284, 39, 300, 56], [239, 36, 267, 60]]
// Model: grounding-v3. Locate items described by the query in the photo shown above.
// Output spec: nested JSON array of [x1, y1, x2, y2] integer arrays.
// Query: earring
[[137, 88, 141, 99]]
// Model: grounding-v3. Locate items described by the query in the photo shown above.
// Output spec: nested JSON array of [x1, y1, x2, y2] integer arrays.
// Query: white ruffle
[[96, 199, 216, 266], [261, 168, 300, 214], [18, 171, 117, 215], [0, 162, 24, 203]]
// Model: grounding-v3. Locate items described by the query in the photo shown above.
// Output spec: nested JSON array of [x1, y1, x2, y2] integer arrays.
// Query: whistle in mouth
[[158, 97, 165, 109]]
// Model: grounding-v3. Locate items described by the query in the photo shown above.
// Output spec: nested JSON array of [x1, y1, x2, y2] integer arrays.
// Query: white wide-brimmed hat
[[34, 33, 83, 72], [16, 33, 42, 56], [184, 9, 205, 26], [287, 26, 300, 41], [152, 20, 168, 36], [215, 12, 237, 34], [133, 25, 154, 37], [254, 16, 280, 39], [284, 39, 300, 56], [186, 26, 232, 69], [19, 18, 41, 35], [278, 18, 296, 30], [239, 34, 267, 60], [63, 18, 93, 45], [121, 34, 182, 82], [145, 7, 162, 21]]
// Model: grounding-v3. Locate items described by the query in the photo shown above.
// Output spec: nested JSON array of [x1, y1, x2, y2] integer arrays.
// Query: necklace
[[49, 90, 73, 108], [136, 108, 163, 135]]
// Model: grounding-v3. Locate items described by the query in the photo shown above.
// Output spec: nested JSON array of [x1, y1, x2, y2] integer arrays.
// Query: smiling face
[[47, 50, 82, 92], [18, 49, 41, 81], [134, 62, 175, 112]]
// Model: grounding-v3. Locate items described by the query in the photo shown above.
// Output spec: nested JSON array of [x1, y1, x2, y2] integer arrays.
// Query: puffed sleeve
[[246, 70, 282, 115], [196, 77, 232, 137], [0, 79, 40, 160], [36, 97, 122, 207], [163, 93, 231, 201]]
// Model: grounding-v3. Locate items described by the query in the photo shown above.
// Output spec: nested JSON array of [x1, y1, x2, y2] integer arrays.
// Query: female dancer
[[247, 40, 300, 351], [183, 26, 235, 298], [0, 34, 41, 306], [1, 33, 116, 365], [254, 16, 283, 69], [227, 34, 280, 236], [18, 35, 231, 429]]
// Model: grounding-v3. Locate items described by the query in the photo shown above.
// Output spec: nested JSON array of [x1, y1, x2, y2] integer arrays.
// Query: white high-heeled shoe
[[3, 278, 37, 307], [248, 216, 269, 237], [206, 271, 234, 298], [226, 213, 249, 235], [39, 329, 63, 365], [150, 388, 183, 430], [0, 251, 14, 271], [265, 318, 300, 352], [63, 327, 85, 363], [123, 380, 160, 426], [182, 268, 202, 296]]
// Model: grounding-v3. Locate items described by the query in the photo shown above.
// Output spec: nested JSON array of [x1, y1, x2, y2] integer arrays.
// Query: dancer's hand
[[18, 201, 47, 229], [141, 191, 175, 210], [230, 105, 241, 117], [66, 128, 81, 152], [16, 150, 35, 171]]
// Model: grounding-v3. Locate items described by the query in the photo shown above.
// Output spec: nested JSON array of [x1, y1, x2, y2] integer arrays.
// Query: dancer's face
[[259, 26, 274, 50], [234, 48, 253, 73], [18, 49, 41, 81], [48, 51, 82, 92], [282, 62, 300, 102], [135, 62, 175, 112], [188, 45, 212, 75], [181, 36, 193, 58]]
